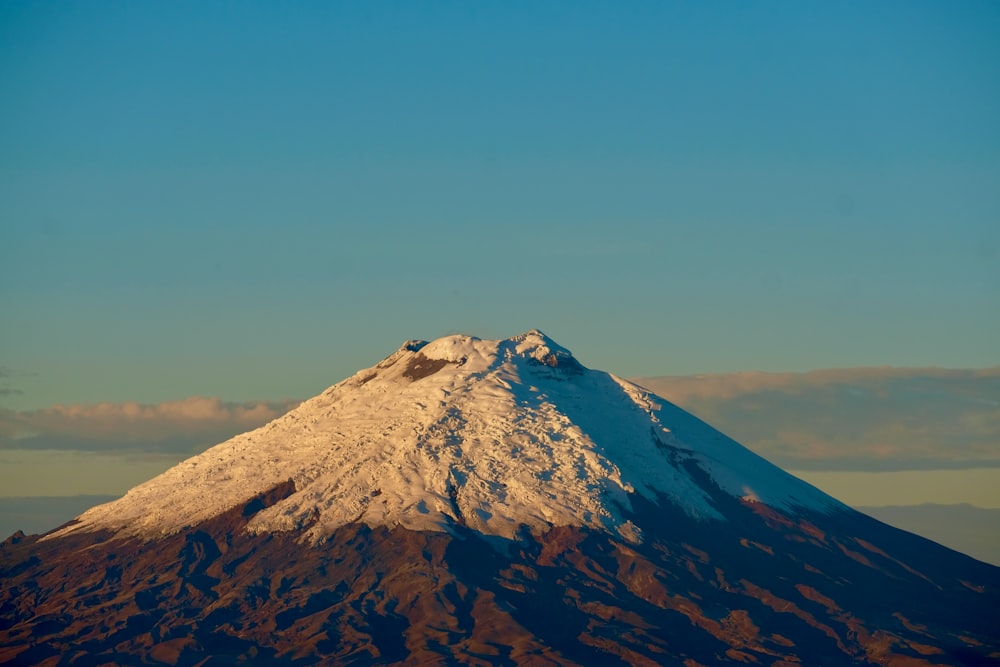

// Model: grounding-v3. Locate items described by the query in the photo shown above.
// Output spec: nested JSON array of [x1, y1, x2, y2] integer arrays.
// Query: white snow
[[49, 329, 845, 544]]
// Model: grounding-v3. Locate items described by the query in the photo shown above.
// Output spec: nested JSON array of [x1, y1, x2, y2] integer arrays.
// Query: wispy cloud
[[2, 367, 997, 473], [0, 366, 30, 399], [0, 396, 301, 455], [635, 367, 1000, 472]]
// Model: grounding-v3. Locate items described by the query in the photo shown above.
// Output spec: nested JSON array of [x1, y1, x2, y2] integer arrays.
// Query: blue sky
[[2, 2, 998, 409]]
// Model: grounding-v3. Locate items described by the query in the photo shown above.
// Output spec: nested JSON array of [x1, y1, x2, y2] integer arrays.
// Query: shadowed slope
[[2, 332, 997, 665], [2, 476, 998, 666]]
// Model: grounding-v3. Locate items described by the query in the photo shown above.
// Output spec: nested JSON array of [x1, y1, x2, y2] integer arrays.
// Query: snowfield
[[50, 330, 844, 543]]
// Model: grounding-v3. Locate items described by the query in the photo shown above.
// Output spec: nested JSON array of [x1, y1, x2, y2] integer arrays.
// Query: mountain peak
[[51, 331, 843, 545], [13, 332, 1000, 666], [398, 329, 578, 370]]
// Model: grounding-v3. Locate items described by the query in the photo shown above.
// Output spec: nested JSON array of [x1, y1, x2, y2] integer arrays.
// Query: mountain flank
[[2, 331, 997, 665]]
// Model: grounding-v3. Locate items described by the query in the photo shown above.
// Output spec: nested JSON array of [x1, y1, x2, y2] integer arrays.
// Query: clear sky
[[2, 2, 998, 412]]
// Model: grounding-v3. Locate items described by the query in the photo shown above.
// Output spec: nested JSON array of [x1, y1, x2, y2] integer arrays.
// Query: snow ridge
[[51, 330, 844, 543]]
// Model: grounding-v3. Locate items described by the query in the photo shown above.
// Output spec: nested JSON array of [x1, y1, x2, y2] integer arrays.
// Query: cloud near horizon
[[1, 367, 997, 473], [636, 367, 1000, 472], [0, 396, 301, 456], [0, 367, 26, 397]]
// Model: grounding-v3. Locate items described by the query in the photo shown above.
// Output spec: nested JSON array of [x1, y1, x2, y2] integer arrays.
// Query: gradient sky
[[2, 1, 998, 413]]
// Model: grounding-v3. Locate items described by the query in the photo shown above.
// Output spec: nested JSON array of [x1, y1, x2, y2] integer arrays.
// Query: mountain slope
[[2, 331, 998, 666]]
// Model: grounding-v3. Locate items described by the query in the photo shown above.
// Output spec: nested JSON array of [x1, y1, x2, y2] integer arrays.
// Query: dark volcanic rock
[[1, 481, 998, 666], [3, 332, 999, 665]]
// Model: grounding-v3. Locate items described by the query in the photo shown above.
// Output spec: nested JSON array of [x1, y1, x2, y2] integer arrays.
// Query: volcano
[[2, 331, 997, 666]]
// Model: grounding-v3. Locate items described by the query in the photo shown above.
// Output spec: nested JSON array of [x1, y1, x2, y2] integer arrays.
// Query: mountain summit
[[2, 331, 998, 666], [54, 330, 840, 544]]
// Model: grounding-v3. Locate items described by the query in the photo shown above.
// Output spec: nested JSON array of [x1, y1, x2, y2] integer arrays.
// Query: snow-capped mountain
[[2, 331, 998, 666], [55, 330, 841, 543]]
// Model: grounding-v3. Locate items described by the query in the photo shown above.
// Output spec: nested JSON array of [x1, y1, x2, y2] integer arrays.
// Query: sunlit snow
[[50, 330, 844, 543]]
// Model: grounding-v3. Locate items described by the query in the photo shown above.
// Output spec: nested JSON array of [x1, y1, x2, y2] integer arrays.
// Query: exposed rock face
[[2, 480, 998, 666], [1, 331, 998, 665]]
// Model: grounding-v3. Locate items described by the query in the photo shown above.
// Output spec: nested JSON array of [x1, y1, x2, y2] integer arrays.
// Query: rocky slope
[[1, 331, 998, 665]]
